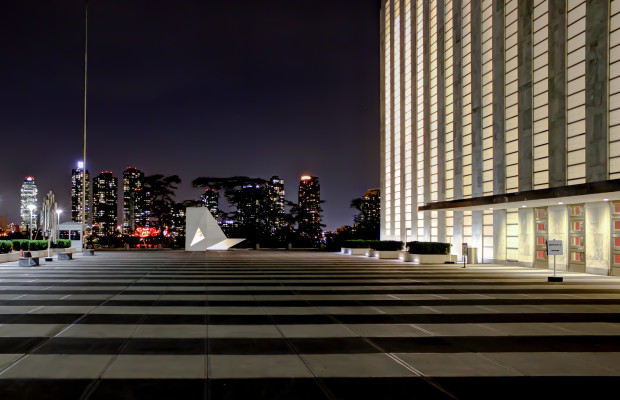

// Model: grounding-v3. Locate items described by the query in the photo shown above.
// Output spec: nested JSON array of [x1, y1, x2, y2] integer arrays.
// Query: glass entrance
[[568, 204, 585, 272], [534, 207, 548, 269]]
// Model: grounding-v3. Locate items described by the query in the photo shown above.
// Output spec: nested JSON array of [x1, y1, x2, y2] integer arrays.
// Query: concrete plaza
[[0, 250, 619, 399]]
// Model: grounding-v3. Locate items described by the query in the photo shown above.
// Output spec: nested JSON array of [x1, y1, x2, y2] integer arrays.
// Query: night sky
[[0, 0, 381, 230]]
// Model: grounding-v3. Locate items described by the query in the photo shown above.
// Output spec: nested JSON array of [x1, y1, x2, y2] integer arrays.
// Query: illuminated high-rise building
[[20, 176, 38, 229], [200, 189, 219, 219], [92, 172, 118, 237], [381, 0, 620, 276], [71, 162, 91, 224], [268, 176, 287, 231], [123, 167, 147, 233], [297, 175, 321, 242]]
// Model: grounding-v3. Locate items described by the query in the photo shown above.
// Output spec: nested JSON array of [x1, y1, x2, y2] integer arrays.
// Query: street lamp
[[56, 210, 63, 241], [27, 204, 36, 240]]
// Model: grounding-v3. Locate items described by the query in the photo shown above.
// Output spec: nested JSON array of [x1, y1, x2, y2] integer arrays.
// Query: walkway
[[0, 251, 619, 399]]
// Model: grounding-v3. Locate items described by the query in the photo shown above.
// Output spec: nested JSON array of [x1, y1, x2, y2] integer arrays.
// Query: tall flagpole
[[82, 0, 88, 239]]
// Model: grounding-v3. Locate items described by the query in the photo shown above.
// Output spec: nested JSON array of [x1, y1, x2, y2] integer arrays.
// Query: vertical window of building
[[405, 0, 413, 239], [429, 0, 439, 242], [566, 0, 586, 185], [444, 0, 454, 246], [481, 0, 494, 260], [506, 208, 519, 261], [461, 0, 473, 198], [416, 0, 425, 240], [533, 0, 550, 189], [481, 0, 494, 196], [385, 0, 392, 235], [505, 0, 519, 193], [430, 0, 439, 203], [609, 0, 620, 178], [394, 0, 402, 235]]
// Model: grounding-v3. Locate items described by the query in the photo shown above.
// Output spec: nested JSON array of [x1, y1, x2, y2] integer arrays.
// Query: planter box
[[350, 248, 369, 255], [0, 253, 20, 263], [52, 248, 74, 254], [367, 250, 400, 259], [341, 248, 370, 255], [401, 253, 457, 264]]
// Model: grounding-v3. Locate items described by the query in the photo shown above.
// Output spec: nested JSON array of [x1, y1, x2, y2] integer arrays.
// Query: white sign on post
[[547, 240, 563, 255]]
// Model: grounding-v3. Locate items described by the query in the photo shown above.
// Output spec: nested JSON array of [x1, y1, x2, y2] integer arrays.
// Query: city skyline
[[0, 1, 381, 231]]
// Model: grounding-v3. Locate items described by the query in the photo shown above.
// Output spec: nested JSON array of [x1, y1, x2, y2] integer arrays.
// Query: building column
[[518, 0, 533, 191], [585, 0, 609, 182], [470, 0, 483, 261], [452, 0, 464, 259], [437, 0, 446, 242], [379, 1, 387, 240], [492, 0, 505, 194], [399, 0, 408, 242], [548, 0, 566, 187], [518, 208, 534, 268], [423, 0, 432, 241], [493, 210, 507, 263], [547, 205, 569, 271]]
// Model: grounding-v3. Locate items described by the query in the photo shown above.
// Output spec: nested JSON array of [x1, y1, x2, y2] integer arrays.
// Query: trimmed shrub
[[343, 240, 404, 251], [56, 239, 71, 248], [27, 240, 46, 251], [406, 241, 451, 255], [0, 240, 13, 253], [12, 240, 29, 251], [343, 240, 372, 249], [369, 240, 403, 251]]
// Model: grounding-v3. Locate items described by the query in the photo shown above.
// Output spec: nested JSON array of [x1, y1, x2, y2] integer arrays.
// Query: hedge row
[[2, 240, 72, 252], [0, 241, 12, 254], [406, 241, 451, 255], [343, 240, 404, 251], [52, 239, 71, 249]]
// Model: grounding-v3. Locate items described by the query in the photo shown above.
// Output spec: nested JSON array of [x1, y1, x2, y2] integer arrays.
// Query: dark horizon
[[0, 1, 381, 230]]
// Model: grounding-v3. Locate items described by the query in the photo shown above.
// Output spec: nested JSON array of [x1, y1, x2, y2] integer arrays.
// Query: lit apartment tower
[[20, 176, 38, 229], [236, 184, 263, 226], [200, 189, 219, 219], [92, 172, 118, 237], [381, 0, 620, 276], [71, 162, 91, 224], [297, 175, 321, 241], [356, 189, 381, 237], [170, 203, 186, 239], [123, 167, 146, 233], [268, 176, 287, 231]]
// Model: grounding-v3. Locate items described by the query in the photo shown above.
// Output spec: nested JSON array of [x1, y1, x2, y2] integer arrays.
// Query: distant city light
[[301, 175, 312, 180], [78, 161, 84, 169], [134, 227, 160, 238]]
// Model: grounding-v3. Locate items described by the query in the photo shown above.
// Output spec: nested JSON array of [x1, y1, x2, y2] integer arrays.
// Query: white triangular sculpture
[[185, 207, 244, 251]]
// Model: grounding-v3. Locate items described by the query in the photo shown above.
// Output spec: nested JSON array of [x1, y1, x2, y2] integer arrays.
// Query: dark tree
[[143, 174, 181, 245]]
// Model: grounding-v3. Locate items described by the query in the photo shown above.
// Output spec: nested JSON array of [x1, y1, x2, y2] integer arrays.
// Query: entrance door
[[568, 204, 585, 273], [534, 207, 548, 269]]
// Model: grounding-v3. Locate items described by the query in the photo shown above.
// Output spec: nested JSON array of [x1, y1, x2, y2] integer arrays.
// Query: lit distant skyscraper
[[71, 162, 91, 224], [268, 176, 287, 231], [200, 189, 219, 219], [20, 176, 38, 229], [92, 171, 118, 237], [123, 167, 146, 233], [297, 175, 321, 242]]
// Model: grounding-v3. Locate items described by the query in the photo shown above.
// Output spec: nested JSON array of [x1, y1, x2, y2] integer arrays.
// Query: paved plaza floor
[[0, 250, 619, 399]]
